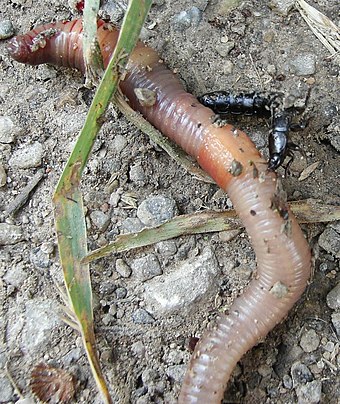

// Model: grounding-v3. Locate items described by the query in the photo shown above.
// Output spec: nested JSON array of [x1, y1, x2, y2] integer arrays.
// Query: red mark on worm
[[8, 20, 311, 403]]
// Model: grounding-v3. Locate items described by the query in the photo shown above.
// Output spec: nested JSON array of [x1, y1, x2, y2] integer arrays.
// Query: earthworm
[[8, 20, 311, 403]]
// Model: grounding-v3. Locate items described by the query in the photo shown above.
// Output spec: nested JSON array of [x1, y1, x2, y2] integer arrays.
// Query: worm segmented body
[[8, 20, 311, 403]]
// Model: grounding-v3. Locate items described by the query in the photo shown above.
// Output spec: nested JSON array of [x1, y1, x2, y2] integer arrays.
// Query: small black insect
[[197, 91, 274, 118], [198, 90, 306, 172]]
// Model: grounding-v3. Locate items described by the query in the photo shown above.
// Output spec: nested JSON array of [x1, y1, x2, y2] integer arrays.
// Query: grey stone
[[0, 116, 18, 143], [326, 282, 340, 310], [300, 329, 320, 353], [289, 54, 316, 76], [0, 376, 13, 402], [0, 20, 14, 39], [3, 266, 28, 288], [36, 65, 57, 81], [0, 223, 24, 245], [319, 225, 340, 258], [113, 134, 128, 153], [90, 210, 110, 232], [129, 163, 146, 183], [215, 41, 235, 57], [291, 361, 313, 386], [115, 287, 127, 299], [21, 298, 60, 353], [331, 312, 340, 337], [217, 0, 242, 16], [130, 254, 162, 281], [295, 380, 322, 404], [9, 142, 43, 169], [102, 313, 115, 325], [268, 0, 295, 16], [165, 364, 186, 382], [137, 195, 177, 227], [120, 217, 144, 233], [99, 281, 116, 295], [155, 240, 177, 257], [62, 347, 82, 365], [141, 368, 159, 385], [283, 374, 293, 389], [115, 259, 132, 277], [171, 7, 202, 32], [144, 247, 220, 315], [132, 308, 155, 324], [0, 162, 7, 187], [30, 247, 51, 269]]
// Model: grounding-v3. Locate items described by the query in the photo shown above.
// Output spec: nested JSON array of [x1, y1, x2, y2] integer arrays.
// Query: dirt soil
[[0, 0, 339, 403]]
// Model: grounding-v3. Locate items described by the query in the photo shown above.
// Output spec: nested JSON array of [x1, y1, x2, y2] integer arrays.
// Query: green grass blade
[[83, 0, 103, 85], [53, 0, 152, 402]]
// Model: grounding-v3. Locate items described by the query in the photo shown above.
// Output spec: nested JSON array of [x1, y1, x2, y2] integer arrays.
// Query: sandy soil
[[0, 0, 339, 403]]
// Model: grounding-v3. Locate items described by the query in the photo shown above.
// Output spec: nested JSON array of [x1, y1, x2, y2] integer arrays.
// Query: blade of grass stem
[[83, 0, 103, 85], [53, 1, 152, 402], [83, 198, 340, 263]]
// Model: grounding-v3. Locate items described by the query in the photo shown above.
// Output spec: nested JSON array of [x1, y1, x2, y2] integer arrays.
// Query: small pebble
[[30, 247, 51, 269], [283, 374, 293, 389], [9, 142, 43, 169], [0, 116, 18, 143], [0, 20, 14, 39], [35, 65, 57, 81], [132, 341, 146, 357], [215, 41, 235, 57], [144, 247, 220, 315], [90, 210, 110, 232], [331, 312, 340, 337], [295, 380, 322, 403], [218, 0, 242, 16], [291, 361, 313, 386], [115, 287, 127, 299], [102, 313, 115, 325], [137, 195, 177, 227], [268, 0, 295, 16], [120, 217, 144, 233], [326, 282, 340, 310], [132, 308, 155, 324], [0, 223, 24, 245], [113, 134, 128, 153], [99, 281, 116, 295], [222, 60, 234, 75], [319, 225, 340, 259], [300, 329, 320, 353], [115, 259, 132, 278], [0, 162, 7, 187], [155, 240, 177, 257], [171, 7, 202, 32], [130, 254, 162, 281], [3, 266, 28, 288], [165, 364, 186, 382], [289, 54, 316, 76], [129, 163, 146, 183]]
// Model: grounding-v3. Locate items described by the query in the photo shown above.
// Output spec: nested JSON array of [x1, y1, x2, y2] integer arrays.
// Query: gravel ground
[[0, 0, 339, 403]]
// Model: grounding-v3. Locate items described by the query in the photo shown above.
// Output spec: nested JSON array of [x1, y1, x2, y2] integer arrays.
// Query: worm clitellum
[[8, 20, 311, 403]]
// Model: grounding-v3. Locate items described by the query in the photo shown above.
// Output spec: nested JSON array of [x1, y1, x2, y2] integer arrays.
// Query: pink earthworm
[[7, 20, 311, 403]]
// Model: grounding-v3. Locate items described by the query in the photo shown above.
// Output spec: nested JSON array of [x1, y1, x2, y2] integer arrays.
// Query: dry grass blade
[[295, 0, 340, 64], [83, 199, 340, 263]]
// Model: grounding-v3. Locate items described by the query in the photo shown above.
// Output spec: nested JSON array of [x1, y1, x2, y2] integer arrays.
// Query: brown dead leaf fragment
[[30, 363, 76, 403]]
